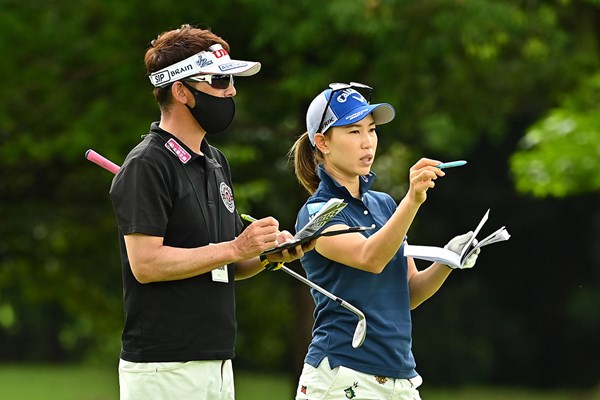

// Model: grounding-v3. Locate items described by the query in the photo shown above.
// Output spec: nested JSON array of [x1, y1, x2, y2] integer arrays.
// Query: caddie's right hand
[[234, 217, 280, 259], [444, 231, 480, 269]]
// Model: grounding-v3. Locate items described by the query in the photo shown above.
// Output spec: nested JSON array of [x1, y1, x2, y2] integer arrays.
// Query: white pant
[[296, 357, 422, 400], [119, 359, 234, 400]]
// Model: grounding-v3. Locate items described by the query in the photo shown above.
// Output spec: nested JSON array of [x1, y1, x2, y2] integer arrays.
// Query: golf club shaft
[[279, 265, 365, 320], [85, 149, 366, 321]]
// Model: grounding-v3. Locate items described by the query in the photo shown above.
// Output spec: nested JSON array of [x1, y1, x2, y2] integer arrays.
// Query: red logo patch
[[213, 49, 228, 58]]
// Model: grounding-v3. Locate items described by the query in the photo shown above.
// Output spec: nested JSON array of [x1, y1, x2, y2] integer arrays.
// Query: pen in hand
[[241, 213, 298, 251], [437, 160, 467, 169], [240, 214, 257, 223], [240, 213, 289, 269]]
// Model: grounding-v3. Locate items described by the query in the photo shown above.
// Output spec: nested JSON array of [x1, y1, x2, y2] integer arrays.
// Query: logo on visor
[[213, 48, 228, 58], [170, 64, 193, 78], [219, 61, 248, 72], [196, 56, 214, 69], [151, 70, 171, 86], [220, 182, 235, 213]]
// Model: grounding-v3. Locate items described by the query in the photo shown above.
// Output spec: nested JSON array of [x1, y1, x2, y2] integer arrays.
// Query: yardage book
[[403, 209, 510, 268], [262, 198, 372, 255]]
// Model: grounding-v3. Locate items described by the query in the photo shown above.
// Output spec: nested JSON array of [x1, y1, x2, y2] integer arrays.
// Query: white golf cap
[[148, 43, 261, 88], [306, 83, 395, 146]]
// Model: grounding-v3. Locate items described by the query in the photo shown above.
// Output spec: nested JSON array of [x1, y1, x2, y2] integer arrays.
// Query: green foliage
[[235, 274, 296, 370], [369, 142, 412, 199], [245, 0, 575, 158], [511, 73, 600, 197]]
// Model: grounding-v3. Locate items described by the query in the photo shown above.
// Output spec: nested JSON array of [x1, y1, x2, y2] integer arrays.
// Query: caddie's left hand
[[444, 231, 480, 269]]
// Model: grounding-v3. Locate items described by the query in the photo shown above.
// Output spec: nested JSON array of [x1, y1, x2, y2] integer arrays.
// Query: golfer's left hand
[[444, 231, 480, 269]]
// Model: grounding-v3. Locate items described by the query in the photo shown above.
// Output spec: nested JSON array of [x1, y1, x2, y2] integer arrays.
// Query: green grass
[[236, 372, 295, 400], [0, 364, 118, 400], [0, 364, 596, 400]]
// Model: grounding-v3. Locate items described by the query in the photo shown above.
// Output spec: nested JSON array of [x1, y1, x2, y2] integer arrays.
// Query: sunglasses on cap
[[318, 82, 373, 133], [184, 74, 234, 90]]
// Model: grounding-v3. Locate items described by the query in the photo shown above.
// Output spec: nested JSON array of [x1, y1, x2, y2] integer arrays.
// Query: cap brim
[[199, 60, 261, 76], [371, 104, 395, 125], [331, 103, 396, 127]]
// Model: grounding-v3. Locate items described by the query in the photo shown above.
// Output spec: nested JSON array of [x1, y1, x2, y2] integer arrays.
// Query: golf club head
[[351, 317, 367, 348]]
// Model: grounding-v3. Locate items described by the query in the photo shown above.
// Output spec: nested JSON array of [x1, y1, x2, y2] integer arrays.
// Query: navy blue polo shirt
[[296, 165, 417, 379], [109, 122, 244, 362]]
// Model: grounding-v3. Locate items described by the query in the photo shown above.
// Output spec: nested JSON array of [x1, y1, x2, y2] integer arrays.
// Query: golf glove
[[444, 231, 480, 269]]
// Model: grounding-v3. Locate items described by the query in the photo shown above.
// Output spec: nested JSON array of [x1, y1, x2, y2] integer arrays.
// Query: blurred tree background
[[0, 0, 598, 393]]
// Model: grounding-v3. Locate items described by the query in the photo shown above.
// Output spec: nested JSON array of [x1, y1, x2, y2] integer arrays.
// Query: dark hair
[[288, 132, 326, 195], [144, 24, 229, 108]]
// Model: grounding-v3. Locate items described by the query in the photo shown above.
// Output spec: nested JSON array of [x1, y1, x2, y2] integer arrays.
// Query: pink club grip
[[85, 149, 121, 174]]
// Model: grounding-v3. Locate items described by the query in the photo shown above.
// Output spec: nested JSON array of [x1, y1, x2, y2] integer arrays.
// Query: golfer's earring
[[323, 150, 329, 155]]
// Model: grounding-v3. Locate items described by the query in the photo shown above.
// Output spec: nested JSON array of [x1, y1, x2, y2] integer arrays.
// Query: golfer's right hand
[[407, 158, 445, 205], [234, 217, 280, 258]]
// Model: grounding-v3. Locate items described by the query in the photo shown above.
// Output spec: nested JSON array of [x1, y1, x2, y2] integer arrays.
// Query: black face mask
[[181, 81, 235, 134]]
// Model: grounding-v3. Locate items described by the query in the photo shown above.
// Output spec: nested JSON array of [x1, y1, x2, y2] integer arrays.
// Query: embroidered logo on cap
[[220, 182, 235, 213], [165, 138, 191, 164], [345, 109, 369, 122]]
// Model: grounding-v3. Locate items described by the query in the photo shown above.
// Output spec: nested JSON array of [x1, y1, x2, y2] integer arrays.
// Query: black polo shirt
[[109, 122, 244, 362]]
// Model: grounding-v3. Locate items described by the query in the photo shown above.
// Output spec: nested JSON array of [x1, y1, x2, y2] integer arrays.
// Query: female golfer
[[289, 82, 479, 400]]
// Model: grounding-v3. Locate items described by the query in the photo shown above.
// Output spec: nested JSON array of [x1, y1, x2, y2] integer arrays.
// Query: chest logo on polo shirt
[[165, 138, 191, 164], [220, 182, 235, 213]]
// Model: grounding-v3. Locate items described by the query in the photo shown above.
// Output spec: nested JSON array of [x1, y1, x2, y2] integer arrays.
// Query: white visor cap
[[148, 44, 261, 88]]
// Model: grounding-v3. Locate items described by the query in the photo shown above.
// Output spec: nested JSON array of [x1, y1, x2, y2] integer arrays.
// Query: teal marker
[[437, 160, 467, 169], [240, 214, 257, 223]]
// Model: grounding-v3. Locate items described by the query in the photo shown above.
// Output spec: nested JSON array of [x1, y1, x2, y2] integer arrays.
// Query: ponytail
[[287, 132, 323, 195]]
